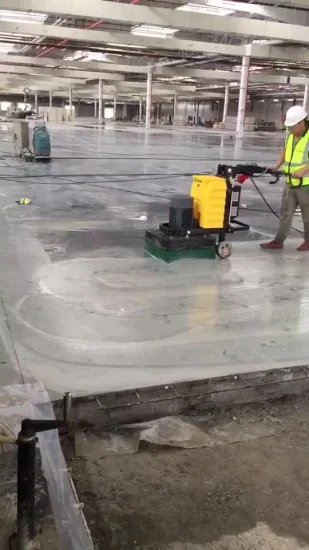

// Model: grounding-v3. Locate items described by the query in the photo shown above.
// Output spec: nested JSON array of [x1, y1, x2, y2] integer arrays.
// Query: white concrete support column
[[157, 102, 161, 124], [145, 65, 153, 129], [68, 86, 73, 117], [173, 94, 178, 120], [194, 101, 198, 125], [236, 46, 251, 139], [49, 90, 52, 108], [139, 96, 142, 124], [94, 99, 97, 118], [98, 79, 103, 124], [222, 83, 229, 124], [123, 103, 127, 119], [34, 92, 38, 113], [113, 96, 117, 121], [303, 85, 309, 112]]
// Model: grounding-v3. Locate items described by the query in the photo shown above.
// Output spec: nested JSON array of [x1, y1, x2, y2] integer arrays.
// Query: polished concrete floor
[[0, 123, 307, 397]]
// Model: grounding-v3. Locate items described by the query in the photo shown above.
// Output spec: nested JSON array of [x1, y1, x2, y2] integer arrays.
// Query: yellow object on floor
[[19, 197, 31, 205]]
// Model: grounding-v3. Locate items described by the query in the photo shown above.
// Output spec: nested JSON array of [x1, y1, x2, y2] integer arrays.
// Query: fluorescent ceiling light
[[201, 83, 222, 88], [131, 25, 178, 38], [207, 0, 241, 8], [177, 2, 234, 16], [158, 76, 196, 82], [250, 66, 264, 72], [63, 51, 85, 61], [107, 42, 147, 49], [0, 10, 47, 23], [0, 31, 32, 39], [63, 51, 112, 62], [233, 65, 264, 72], [252, 39, 282, 45]]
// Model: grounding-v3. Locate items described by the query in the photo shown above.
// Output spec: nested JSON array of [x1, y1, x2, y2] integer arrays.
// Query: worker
[[261, 105, 309, 251]]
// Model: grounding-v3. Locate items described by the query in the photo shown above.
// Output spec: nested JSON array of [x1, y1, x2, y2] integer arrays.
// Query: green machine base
[[144, 229, 216, 263]]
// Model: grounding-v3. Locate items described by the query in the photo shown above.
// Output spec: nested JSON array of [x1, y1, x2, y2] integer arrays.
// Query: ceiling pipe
[[20, 17, 67, 55], [36, 0, 143, 58], [36, 18, 106, 58], [151, 54, 213, 70], [178, 55, 227, 68]]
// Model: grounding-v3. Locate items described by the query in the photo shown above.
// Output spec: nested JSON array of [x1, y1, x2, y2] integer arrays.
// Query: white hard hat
[[285, 105, 307, 127]]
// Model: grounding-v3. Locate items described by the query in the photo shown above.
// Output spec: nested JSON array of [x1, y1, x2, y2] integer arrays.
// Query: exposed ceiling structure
[[0, 0, 308, 103]]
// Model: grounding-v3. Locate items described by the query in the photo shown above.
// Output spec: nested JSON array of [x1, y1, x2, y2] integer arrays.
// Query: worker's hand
[[291, 168, 308, 179]]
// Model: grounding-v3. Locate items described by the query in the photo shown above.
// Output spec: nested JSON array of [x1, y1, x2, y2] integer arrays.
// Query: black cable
[[0, 174, 190, 185], [0, 296, 24, 384], [0, 171, 201, 180], [2, 149, 301, 231], [249, 176, 303, 235], [0, 140, 274, 163], [44, 156, 216, 161], [53, 174, 172, 198], [40, 155, 270, 162], [240, 206, 280, 214]]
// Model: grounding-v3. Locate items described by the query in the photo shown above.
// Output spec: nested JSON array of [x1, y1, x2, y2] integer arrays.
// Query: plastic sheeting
[[0, 382, 93, 550], [74, 416, 283, 458]]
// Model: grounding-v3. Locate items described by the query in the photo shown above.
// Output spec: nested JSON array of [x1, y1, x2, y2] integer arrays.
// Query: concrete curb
[[53, 365, 309, 428]]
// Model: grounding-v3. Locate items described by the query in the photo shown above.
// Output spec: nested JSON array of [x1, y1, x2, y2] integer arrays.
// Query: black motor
[[169, 196, 194, 231]]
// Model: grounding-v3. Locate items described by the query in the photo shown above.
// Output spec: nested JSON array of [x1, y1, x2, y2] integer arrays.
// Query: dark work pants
[[275, 185, 309, 243]]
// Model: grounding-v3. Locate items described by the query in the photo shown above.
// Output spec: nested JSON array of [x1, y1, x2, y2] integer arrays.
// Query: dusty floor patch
[[163, 524, 309, 549], [69, 395, 309, 550]]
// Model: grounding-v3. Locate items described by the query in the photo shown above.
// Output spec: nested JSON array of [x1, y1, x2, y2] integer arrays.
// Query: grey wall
[[1, 93, 303, 127], [161, 100, 222, 121], [159, 97, 303, 127], [75, 103, 94, 117], [227, 98, 302, 126], [74, 102, 140, 119]]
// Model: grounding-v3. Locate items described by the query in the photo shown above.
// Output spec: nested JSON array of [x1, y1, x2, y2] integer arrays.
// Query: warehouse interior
[[2, 2, 309, 550], [0, 0, 308, 398]]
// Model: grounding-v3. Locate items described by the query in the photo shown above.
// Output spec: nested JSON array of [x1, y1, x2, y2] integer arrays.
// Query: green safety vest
[[283, 128, 309, 186]]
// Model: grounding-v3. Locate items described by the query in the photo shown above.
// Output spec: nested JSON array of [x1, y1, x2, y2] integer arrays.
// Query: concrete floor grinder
[[145, 164, 280, 262]]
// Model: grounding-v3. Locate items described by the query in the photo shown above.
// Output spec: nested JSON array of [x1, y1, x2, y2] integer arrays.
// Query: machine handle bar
[[217, 164, 283, 184]]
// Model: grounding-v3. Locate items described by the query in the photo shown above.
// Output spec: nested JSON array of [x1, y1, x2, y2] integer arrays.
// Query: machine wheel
[[216, 241, 232, 259]]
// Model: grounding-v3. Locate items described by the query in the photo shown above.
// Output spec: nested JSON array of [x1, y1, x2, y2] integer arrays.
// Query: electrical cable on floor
[[249, 176, 303, 235], [0, 296, 25, 384], [240, 206, 280, 214], [41, 155, 265, 162], [0, 140, 271, 163], [0, 171, 201, 180], [0, 174, 192, 187], [52, 174, 170, 198], [0, 145, 302, 234]]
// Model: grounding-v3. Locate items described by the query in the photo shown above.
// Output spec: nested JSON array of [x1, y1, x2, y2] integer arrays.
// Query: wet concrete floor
[[0, 123, 307, 397]]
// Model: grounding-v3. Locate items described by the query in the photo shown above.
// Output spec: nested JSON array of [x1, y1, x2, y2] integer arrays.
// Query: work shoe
[[297, 241, 309, 251], [260, 240, 283, 250]]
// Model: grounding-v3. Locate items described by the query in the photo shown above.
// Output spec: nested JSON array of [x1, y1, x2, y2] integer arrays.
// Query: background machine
[[13, 118, 51, 161]]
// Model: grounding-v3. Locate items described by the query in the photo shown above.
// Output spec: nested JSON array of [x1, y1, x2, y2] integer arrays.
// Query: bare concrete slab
[[0, 123, 306, 397], [69, 394, 309, 550]]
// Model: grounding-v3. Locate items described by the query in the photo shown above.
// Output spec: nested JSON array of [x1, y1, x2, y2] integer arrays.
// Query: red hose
[[37, 0, 143, 58]]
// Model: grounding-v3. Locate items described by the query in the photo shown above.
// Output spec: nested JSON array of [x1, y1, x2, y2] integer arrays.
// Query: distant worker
[[261, 105, 309, 251]]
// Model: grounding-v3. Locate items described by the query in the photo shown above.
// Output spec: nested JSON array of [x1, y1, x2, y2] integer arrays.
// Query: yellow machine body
[[190, 175, 227, 230]]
